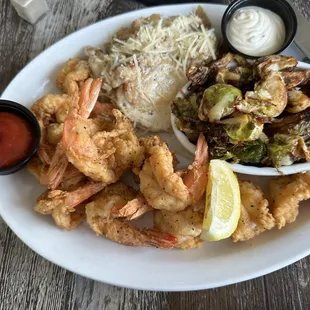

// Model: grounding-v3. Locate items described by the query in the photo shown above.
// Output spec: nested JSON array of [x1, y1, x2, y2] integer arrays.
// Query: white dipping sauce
[[226, 6, 286, 57]]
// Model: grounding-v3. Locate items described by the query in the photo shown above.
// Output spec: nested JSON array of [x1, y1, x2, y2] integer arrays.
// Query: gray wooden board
[[1, 0, 310, 309]]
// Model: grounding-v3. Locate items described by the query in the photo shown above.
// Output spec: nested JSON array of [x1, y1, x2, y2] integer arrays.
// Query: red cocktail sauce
[[0, 112, 34, 168]]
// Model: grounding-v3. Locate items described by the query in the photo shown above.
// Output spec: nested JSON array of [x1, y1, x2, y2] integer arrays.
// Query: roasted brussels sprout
[[265, 108, 310, 139], [267, 133, 302, 167], [198, 84, 242, 122], [236, 72, 287, 118], [172, 93, 201, 119], [254, 55, 297, 78], [177, 55, 310, 168], [221, 114, 264, 142], [286, 88, 310, 113], [216, 66, 254, 90]]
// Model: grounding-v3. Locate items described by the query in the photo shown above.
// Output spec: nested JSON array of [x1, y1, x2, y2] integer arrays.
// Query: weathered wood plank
[[0, 0, 34, 93]]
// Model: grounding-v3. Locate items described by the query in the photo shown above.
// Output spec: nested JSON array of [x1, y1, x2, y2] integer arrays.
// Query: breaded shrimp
[[35, 181, 105, 230], [45, 78, 103, 189], [231, 181, 275, 242], [268, 172, 310, 229], [31, 94, 72, 165], [154, 207, 203, 249], [140, 134, 209, 211], [85, 182, 177, 248], [140, 160, 191, 211], [63, 108, 144, 184], [56, 58, 91, 95]]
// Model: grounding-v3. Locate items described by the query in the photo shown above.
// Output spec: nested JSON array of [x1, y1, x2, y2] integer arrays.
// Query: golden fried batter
[[56, 58, 91, 95], [231, 181, 275, 242], [268, 172, 310, 229], [154, 207, 203, 249], [85, 182, 177, 248]]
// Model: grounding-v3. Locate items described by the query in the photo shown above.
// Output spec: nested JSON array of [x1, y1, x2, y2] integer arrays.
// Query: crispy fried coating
[[85, 182, 177, 248], [154, 208, 203, 249], [56, 58, 91, 95], [268, 172, 310, 229], [231, 181, 275, 242]]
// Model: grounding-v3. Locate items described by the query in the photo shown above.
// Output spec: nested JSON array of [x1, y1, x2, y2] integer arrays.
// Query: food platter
[[1, 3, 310, 291]]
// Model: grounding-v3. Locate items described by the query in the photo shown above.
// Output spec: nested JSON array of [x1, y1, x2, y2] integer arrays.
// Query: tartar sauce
[[226, 7, 285, 57]]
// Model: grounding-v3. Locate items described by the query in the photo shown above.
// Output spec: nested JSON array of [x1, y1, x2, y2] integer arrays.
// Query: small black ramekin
[[0, 99, 41, 175], [221, 0, 297, 59]]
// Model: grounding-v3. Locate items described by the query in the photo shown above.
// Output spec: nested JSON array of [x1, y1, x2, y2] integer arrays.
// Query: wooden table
[[1, 0, 310, 309]]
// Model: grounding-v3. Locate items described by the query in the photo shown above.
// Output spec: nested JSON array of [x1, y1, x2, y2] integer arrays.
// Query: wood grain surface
[[1, 0, 310, 309]]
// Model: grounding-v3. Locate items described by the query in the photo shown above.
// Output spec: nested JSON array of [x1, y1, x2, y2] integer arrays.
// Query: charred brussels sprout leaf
[[265, 108, 310, 139], [172, 93, 200, 120], [265, 108, 310, 166], [267, 133, 302, 167], [209, 146, 235, 161], [232, 140, 267, 164], [198, 84, 242, 122]]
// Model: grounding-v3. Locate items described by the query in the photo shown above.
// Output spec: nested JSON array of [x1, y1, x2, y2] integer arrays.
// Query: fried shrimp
[[45, 78, 103, 189], [92, 109, 145, 170], [154, 207, 203, 249], [47, 123, 64, 145], [140, 134, 209, 211], [35, 182, 105, 230], [140, 160, 190, 211], [56, 58, 91, 95], [85, 182, 177, 248], [27, 155, 48, 181], [63, 108, 144, 184], [148, 140, 190, 201], [231, 181, 275, 242], [268, 172, 310, 229], [31, 94, 72, 165]]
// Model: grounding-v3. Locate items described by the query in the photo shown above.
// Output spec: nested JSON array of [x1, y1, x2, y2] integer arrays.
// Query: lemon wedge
[[201, 159, 241, 241]]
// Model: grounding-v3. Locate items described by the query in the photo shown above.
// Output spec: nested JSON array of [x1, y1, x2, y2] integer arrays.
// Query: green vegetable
[[264, 109, 310, 166], [221, 114, 264, 142], [267, 133, 301, 167], [209, 146, 235, 161], [172, 93, 200, 120], [198, 84, 242, 122], [265, 108, 310, 139], [232, 140, 267, 164], [236, 73, 287, 118]]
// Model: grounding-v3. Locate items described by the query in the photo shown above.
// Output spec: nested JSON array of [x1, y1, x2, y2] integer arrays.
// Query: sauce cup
[[221, 0, 297, 59], [0, 100, 40, 175]]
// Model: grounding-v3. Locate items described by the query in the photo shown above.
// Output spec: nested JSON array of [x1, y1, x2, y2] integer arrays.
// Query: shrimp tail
[[183, 133, 209, 203], [37, 145, 53, 166], [66, 182, 105, 208], [194, 133, 209, 166], [78, 78, 103, 118], [42, 142, 69, 189], [91, 102, 115, 117], [140, 228, 177, 249], [111, 196, 152, 220]]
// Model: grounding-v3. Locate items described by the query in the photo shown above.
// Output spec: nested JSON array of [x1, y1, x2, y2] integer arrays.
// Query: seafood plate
[[1, 4, 310, 291]]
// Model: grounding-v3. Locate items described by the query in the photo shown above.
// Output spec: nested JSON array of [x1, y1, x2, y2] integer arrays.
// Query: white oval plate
[[1, 3, 310, 291], [171, 65, 310, 176]]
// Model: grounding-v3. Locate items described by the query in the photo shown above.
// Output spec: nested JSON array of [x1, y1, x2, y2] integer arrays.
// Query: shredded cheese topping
[[110, 14, 217, 75], [85, 11, 218, 132]]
